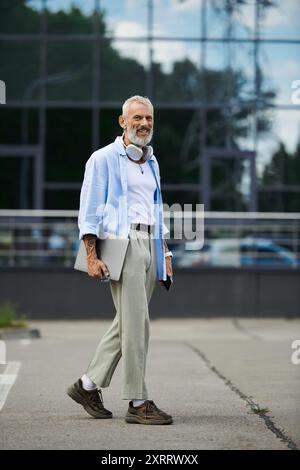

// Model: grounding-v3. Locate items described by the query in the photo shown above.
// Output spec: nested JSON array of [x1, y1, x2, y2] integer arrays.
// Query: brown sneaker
[[67, 378, 112, 419], [125, 400, 173, 425]]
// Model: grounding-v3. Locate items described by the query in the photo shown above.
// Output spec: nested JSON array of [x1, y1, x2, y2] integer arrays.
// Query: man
[[67, 95, 173, 425]]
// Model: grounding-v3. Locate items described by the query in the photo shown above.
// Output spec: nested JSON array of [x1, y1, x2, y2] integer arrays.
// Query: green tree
[[260, 140, 300, 212]]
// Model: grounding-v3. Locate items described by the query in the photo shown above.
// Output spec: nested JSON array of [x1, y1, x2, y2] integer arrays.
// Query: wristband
[[164, 251, 173, 258]]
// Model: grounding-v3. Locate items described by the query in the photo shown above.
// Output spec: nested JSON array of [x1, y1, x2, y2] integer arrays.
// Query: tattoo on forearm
[[83, 234, 97, 259]]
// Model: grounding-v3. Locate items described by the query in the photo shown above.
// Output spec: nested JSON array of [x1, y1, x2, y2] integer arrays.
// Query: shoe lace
[[89, 388, 103, 404], [145, 400, 158, 415]]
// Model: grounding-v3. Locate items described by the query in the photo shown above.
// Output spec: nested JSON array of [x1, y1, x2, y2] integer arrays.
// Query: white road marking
[[20, 339, 31, 346], [0, 361, 21, 411]]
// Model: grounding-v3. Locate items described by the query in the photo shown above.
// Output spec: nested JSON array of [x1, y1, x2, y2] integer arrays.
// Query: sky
[[27, 0, 300, 170]]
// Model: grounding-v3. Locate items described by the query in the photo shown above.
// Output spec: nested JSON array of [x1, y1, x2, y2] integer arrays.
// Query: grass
[[0, 302, 27, 329], [249, 404, 271, 416]]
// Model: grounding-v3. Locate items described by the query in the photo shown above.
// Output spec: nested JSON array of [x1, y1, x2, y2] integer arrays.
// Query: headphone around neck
[[122, 133, 153, 162]]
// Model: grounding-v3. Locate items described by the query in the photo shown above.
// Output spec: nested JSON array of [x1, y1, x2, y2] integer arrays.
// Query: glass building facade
[[0, 0, 300, 212]]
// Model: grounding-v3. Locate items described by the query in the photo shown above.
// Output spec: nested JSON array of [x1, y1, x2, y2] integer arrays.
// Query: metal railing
[[0, 210, 299, 269]]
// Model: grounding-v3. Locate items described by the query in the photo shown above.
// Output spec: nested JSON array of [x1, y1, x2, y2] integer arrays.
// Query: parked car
[[173, 237, 298, 268], [240, 237, 297, 268]]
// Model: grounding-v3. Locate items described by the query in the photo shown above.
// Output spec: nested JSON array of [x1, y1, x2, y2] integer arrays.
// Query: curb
[[0, 328, 41, 340]]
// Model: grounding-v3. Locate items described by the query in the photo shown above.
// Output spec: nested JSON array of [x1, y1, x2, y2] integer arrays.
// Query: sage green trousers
[[85, 229, 157, 400]]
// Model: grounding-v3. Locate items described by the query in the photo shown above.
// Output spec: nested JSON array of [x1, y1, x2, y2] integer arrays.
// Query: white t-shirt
[[127, 158, 156, 225]]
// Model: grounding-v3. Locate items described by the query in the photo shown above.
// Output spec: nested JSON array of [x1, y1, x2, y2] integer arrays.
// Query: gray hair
[[122, 95, 153, 116]]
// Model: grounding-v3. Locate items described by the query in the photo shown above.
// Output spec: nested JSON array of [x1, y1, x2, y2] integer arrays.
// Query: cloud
[[112, 21, 148, 69], [113, 20, 146, 38], [153, 42, 199, 73], [113, 20, 199, 73]]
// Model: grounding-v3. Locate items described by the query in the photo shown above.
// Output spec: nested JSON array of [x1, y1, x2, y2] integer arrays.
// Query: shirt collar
[[114, 135, 155, 161], [115, 136, 127, 157]]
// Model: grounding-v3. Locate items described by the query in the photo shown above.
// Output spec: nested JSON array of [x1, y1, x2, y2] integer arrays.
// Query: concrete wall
[[0, 267, 299, 319]]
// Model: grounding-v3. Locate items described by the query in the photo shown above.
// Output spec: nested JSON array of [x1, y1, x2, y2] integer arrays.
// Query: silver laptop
[[74, 237, 129, 281]]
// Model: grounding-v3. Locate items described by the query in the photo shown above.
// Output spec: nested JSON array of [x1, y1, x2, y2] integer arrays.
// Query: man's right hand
[[87, 258, 110, 279], [83, 234, 110, 280]]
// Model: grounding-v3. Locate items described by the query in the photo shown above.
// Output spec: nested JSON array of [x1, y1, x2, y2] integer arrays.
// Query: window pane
[[102, 40, 147, 100], [46, 109, 92, 182], [258, 44, 300, 105], [46, 41, 93, 101], [0, 42, 40, 101], [0, 0, 42, 33], [100, 109, 122, 147], [0, 108, 22, 144], [101, 0, 147, 38], [257, 109, 300, 212], [257, 109, 300, 172], [153, 0, 202, 38], [206, 1, 255, 39], [260, 0, 300, 40], [154, 109, 200, 185], [45, 189, 80, 210], [1, 157, 18, 208], [45, 0, 93, 33], [205, 42, 255, 104], [152, 40, 201, 102], [162, 190, 199, 208]]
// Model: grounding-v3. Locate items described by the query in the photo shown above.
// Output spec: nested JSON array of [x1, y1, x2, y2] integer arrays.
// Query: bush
[[0, 302, 27, 328]]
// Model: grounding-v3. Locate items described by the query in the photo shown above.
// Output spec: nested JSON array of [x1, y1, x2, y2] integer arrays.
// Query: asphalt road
[[0, 318, 299, 450]]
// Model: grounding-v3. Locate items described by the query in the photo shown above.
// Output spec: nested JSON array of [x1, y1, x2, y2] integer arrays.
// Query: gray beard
[[127, 127, 153, 147]]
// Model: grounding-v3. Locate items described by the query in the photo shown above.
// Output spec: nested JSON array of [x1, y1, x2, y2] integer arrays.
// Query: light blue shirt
[[78, 136, 167, 280]]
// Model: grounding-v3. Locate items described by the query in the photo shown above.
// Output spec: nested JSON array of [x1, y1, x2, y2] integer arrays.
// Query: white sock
[[81, 374, 97, 391], [132, 399, 146, 407]]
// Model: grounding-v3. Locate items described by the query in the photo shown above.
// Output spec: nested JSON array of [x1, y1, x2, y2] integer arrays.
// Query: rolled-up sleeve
[[78, 154, 108, 240]]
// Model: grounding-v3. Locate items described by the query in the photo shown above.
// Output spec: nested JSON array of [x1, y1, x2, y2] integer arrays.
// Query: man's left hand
[[159, 255, 173, 286], [165, 255, 173, 277]]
